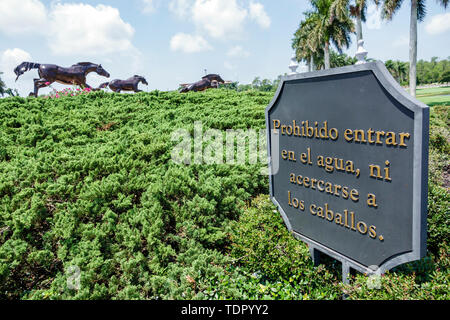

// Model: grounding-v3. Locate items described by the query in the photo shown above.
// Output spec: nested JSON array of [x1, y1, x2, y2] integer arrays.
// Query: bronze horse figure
[[180, 74, 225, 93], [98, 75, 148, 93], [14, 61, 110, 97]]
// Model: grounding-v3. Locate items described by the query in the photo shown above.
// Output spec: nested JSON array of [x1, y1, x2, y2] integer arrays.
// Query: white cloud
[[0, 48, 34, 95], [170, 33, 213, 53], [249, 1, 271, 29], [141, 0, 159, 14], [425, 13, 450, 35], [227, 45, 250, 57], [47, 3, 136, 56], [366, 3, 382, 30], [0, 1, 138, 58], [0, 48, 32, 78], [0, 0, 47, 35], [169, 0, 194, 19], [168, 0, 270, 47], [192, 0, 248, 39]]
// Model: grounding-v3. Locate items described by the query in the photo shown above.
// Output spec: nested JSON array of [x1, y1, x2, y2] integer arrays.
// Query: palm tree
[[292, 15, 324, 71], [330, 49, 358, 67], [394, 60, 408, 83], [251, 77, 262, 89], [381, 0, 449, 97], [0, 72, 6, 97], [385, 59, 408, 83], [331, 1, 380, 42], [306, 0, 355, 69]]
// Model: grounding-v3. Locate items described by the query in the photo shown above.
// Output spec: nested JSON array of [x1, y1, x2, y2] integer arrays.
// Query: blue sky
[[0, 0, 449, 96]]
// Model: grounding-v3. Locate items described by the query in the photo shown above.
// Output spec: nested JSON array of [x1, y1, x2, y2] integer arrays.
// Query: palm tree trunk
[[324, 42, 330, 69], [356, 13, 363, 42], [310, 56, 315, 71], [409, 0, 418, 97]]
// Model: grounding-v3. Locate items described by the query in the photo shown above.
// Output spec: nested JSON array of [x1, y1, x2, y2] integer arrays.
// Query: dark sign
[[265, 62, 429, 281]]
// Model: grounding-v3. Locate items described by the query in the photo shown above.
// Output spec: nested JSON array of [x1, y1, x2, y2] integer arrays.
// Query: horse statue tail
[[14, 62, 41, 81], [98, 82, 110, 89]]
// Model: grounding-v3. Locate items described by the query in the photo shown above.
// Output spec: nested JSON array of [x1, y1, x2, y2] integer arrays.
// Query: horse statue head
[[133, 75, 148, 85], [14, 62, 29, 80], [95, 64, 110, 78]]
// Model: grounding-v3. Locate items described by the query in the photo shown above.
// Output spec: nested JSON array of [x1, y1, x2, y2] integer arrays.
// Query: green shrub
[[427, 105, 449, 255], [201, 195, 341, 300], [0, 90, 272, 299], [230, 196, 314, 279], [0, 91, 448, 300], [343, 246, 449, 300]]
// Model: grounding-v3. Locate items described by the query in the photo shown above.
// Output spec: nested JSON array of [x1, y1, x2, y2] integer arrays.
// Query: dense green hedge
[[0, 90, 270, 299], [0, 90, 448, 300]]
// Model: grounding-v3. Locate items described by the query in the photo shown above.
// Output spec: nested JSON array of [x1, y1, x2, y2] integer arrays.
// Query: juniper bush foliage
[[0, 90, 448, 300]]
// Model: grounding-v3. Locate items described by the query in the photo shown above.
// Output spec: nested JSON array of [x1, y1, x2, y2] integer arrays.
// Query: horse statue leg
[[109, 83, 121, 93], [82, 83, 93, 90], [78, 78, 94, 91], [33, 78, 51, 97], [132, 81, 142, 93]]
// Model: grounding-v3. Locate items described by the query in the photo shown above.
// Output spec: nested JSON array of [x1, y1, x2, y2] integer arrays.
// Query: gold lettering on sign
[[367, 194, 378, 208], [274, 120, 410, 148], [273, 120, 280, 133], [369, 161, 392, 182], [275, 119, 412, 244], [399, 133, 411, 147]]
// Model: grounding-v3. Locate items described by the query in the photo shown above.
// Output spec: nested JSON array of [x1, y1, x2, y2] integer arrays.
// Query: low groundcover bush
[[0, 90, 448, 300]]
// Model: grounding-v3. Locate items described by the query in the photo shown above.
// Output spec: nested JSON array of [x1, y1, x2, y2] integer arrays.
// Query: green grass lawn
[[416, 86, 450, 107]]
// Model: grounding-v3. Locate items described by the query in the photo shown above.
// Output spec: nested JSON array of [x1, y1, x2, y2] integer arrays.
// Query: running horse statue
[[14, 61, 110, 97], [98, 75, 148, 93], [179, 74, 225, 93]]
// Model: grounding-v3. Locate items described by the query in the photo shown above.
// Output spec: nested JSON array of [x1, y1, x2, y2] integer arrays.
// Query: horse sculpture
[[179, 74, 225, 93], [98, 75, 148, 93], [14, 61, 110, 97]]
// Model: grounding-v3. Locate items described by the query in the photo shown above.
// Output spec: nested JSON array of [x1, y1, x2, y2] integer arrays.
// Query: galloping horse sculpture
[[98, 75, 148, 93], [180, 74, 225, 93], [14, 61, 110, 97]]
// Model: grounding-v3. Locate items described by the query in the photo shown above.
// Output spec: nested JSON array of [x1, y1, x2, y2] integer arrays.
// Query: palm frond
[[381, 0, 404, 20], [438, 0, 449, 8], [417, 0, 427, 22], [293, 0, 355, 67], [329, 0, 350, 22]]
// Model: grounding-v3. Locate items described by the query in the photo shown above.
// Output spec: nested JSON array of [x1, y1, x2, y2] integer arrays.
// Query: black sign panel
[[266, 62, 428, 274]]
